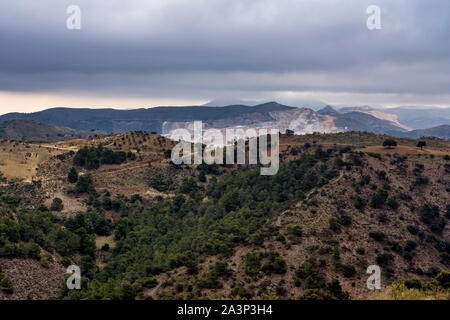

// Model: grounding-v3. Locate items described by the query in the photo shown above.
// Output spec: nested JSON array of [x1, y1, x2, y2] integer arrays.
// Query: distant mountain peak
[[317, 105, 339, 115], [256, 101, 283, 107], [202, 98, 260, 107]]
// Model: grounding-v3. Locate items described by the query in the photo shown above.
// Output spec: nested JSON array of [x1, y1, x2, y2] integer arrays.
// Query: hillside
[[0, 119, 105, 142], [0, 132, 448, 300]]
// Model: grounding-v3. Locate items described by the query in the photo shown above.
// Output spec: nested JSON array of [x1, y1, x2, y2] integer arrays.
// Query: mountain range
[[0, 102, 448, 141]]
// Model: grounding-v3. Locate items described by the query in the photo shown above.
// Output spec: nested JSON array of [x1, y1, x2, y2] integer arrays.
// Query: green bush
[[244, 253, 261, 277], [214, 261, 231, 278], [68, 167, 78, 183], [261, 252, 287, 275], [383, 139, 397, 148], [50, 197, 64, 212], [435, 270, 450, 289], [354, 196, 365, 211], [342, 264, 356, 278], [0, 275, 13, 294], [75, 174, 94, 194], [407, 225, 419, 235], [387, 197, 399, 210], [369, 231, 386, 242], [376, 253, 394, 266], [296, 261, 317, 280], [420, 203, 438, 223], [326, 278, 350, 300], [370, 189, 389, 208]]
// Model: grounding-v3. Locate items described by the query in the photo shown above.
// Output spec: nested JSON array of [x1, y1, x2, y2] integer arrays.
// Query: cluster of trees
[[420, 203, 446, 234], [63, 150, 341, 299], [389, 271, 450, 298], [0, 199, 88, 260], [73, 145, 135, 169], [294, 261, 350, 300]]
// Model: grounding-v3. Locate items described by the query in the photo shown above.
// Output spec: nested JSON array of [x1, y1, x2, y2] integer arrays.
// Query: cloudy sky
[[0, 0, 449, 114]]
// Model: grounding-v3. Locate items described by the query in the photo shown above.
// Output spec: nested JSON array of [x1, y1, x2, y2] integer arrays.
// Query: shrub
[[376, 253, 394, 266], [338, 214, 352, 226], [50, 197, 64, 211], [329, 218, 340, 232], [387, 197, 399, 210], [326, 278, 350, 300], [61, 256, 71, 267], [164, 149, 172, 159], [261, 252, 287, 275], [244, 253, 261, 277], [297, 289, 324, 300], [230, 286, 251, 299], [0, 275, 13, 294], [120, 283, 135, 300], [198, 171, 206, 183], [75, 174, 94, 194], [414, 176, 429, 186], [369, 231, 386, 242], [417, 141, 426, 149], [214, 261, 231, 278], [68, 167, 78, 183], [141, 277, 158, 289], [370, 189, 389, 208], [407, 225, 419, 235], [382, 139, 397, 148], [149, 174, 173, 192], [342, 264, 356, 278], [420, 203, 438, 223], [354, 196, 365, 211], [377, 213, 388, 223], [405, 240, 417, 252], [359, 175, 371, 186], [276, 281, 286, 296], [333, 245, 341, 262], [102, 197, 113, 211], [305, 275, 325, 290], [296, 261, 316, 279], [199, 270, 221, 289], [435, 271, 450, 289], [288, 225, 303, 238], [179, 178, 198, 194]]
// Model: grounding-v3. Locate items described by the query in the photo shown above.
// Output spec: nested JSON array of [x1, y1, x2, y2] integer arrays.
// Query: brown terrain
[[0, 131, 449, 300]]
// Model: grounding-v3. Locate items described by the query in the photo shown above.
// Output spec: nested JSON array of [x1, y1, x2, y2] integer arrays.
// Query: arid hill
[[0, 119, 104, 142], [0, 131, 448, 300]]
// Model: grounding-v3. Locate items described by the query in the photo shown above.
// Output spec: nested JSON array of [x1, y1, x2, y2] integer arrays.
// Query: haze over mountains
[[0, 102, 448, 141]]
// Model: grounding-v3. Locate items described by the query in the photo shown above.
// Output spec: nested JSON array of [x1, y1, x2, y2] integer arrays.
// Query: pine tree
[[68, 167, 78, 183]]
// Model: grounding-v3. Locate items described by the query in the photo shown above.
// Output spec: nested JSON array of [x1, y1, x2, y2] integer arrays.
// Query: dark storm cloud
[[0, 0, 449, 102]]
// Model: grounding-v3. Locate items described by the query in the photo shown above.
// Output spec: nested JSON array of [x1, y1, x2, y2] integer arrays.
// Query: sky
[[0, 0, 449, 114]]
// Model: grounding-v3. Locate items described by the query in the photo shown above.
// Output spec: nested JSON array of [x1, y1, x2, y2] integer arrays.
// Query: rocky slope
[[0, 132, 448, 300]]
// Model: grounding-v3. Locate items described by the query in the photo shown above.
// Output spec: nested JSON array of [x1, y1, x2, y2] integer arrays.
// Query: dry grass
[[361, 145, 449, 156], [0, 141, 65, 181], [370, 286, 450, 300], [95, 235, 116, 250]]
